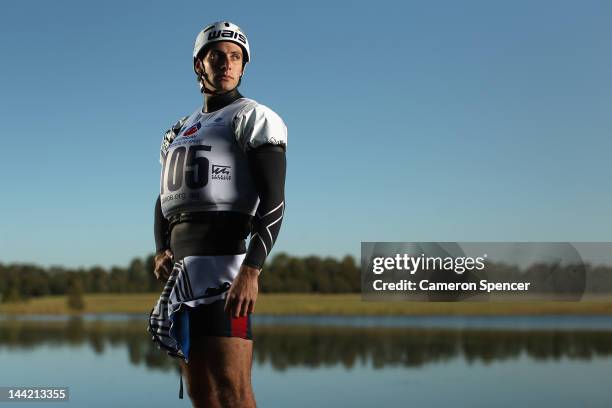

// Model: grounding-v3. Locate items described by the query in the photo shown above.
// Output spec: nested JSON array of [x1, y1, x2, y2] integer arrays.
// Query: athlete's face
[[196, 42, 244, 93]]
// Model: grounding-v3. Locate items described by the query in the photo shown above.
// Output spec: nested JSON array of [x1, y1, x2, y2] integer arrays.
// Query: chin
[[211, 86, 230, 94]]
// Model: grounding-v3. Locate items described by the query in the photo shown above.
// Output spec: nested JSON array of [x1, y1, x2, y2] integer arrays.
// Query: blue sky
[[0, 0, 610, 268]]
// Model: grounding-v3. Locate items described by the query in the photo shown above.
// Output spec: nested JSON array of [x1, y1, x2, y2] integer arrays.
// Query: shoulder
[[235, 98, 285, 124], [161, 116, 188, 148], [159, 109, 199, 163], [233, 98, 287, 151]]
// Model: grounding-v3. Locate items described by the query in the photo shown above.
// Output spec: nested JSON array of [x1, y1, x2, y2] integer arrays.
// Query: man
[[147, 21, 287, 407]]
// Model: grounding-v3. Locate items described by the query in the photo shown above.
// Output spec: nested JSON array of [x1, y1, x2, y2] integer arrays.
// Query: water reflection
[[1, 317, 612, 372]]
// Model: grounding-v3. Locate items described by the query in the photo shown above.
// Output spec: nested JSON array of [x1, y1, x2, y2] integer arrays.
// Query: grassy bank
[[1, 293, 612, 316]]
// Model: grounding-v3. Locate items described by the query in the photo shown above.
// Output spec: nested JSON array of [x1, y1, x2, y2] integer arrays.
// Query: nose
[[218, 54, 231, 71]]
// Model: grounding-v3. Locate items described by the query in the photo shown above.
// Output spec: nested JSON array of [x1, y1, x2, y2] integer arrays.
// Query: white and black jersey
[[159, 98, 287, 218], [155, 93, 287, 269]]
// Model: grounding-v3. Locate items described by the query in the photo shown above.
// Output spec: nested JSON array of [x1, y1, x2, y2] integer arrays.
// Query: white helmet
[[193, 21, 250, 72]]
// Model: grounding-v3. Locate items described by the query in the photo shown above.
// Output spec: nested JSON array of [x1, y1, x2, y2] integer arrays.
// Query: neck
[[203, 88, 243, 113]]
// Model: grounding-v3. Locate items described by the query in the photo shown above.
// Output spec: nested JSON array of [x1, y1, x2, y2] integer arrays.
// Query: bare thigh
[[180, 336, 255, 407]]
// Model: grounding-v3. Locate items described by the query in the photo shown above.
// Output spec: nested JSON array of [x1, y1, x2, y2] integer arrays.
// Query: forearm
[[243, 145, 286, 269], [154, 195, 170, 253]]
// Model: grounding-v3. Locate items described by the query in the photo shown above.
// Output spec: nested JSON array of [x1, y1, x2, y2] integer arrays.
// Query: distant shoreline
[[1, 293, 612, 316]]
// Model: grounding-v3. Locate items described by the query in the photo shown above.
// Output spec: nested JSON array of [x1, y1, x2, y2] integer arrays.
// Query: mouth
[[217, 74, 233, 81]]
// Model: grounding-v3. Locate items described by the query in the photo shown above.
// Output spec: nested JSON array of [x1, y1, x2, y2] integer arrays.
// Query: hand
[[153, 249, 174, 281], [224, 264, 260, 318]]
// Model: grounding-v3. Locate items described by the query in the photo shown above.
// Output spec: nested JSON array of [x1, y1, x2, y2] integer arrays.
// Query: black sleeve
[[243, 144, 287, 269], [154, 195, 170, 253]]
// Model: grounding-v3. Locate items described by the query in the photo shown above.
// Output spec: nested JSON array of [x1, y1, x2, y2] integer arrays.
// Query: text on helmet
[[208, 30, 247, 45]]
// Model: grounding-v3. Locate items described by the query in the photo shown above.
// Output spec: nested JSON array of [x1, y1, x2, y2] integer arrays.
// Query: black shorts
[[187, 300, 253, 341]]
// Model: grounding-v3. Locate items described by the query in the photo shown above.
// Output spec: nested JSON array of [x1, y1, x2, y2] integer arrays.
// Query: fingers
[[247, 299, 255, 315], [224, 292, 253, 318], [159, 265, 170, 281], [225, 291, 238, 317], [238, 298, 248, 317], [163, 259, 174, 278], [153, 256, 174, 281], [224, 273, 258, 317], [154, 265, 167, 281]]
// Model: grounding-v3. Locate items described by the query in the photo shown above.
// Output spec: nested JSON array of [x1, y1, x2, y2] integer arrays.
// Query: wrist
[[241, 264, 261, 277], [155, 248, 169, 259], [242, 258, 262, 269]]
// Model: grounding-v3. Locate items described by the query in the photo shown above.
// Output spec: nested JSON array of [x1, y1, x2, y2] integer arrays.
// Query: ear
[[194, 59, 204, 75]]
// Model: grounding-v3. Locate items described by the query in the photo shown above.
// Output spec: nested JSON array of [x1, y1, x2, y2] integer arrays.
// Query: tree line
[[3, 254, 611, 303], [0, 253, 361, 302]]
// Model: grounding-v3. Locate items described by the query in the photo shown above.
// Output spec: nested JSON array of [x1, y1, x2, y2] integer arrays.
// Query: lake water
[[1, 315, 611, 407]]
